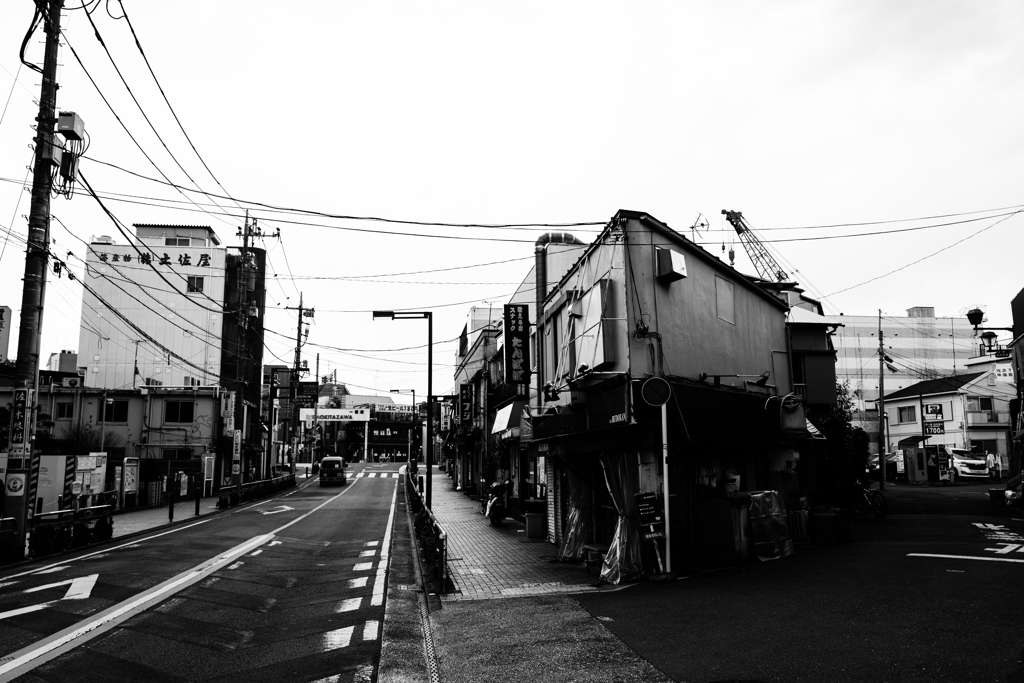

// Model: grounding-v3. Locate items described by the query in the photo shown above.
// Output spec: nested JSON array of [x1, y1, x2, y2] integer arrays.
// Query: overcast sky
[[1, 0, 1021, 400]]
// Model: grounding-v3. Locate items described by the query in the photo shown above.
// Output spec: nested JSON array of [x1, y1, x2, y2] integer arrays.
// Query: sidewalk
[[380, 466, 673, 683], [427, 467, 604, 601], [109, 493, 222, 538]]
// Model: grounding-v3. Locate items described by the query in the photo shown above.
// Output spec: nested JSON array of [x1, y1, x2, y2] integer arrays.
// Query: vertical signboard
[[222, 390, 235, 432], [9, 389, 29, 459], [459, 384, 473, 423], [503, 304, 530, 385], [232, 429, 242, 474], [0, 305, 11, 363]]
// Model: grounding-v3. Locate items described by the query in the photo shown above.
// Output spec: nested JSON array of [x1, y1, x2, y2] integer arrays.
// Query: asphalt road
[[575, 481, 1024, 683], [0, 463, 403, 683]]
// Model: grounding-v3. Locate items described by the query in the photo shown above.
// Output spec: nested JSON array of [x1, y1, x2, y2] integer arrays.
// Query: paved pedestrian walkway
[[110, 494, 222, 538], [426, 467, 606, 601]]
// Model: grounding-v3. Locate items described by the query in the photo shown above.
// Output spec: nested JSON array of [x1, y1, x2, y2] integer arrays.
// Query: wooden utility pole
[[285, 294, 306, 472], [5, 0, 65, 558]]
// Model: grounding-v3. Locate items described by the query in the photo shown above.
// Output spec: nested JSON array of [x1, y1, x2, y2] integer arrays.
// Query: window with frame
[[186, 276, 204, 293], [56, 402, 74, 419], [966, 396, 994, 412], [101, 399, 129, 422], [165, 237, 191, 246], [897, 406, 916, 424], [162, 448, 194, 460], [165, 400, 195, 423], [716, 276, 735, 324]]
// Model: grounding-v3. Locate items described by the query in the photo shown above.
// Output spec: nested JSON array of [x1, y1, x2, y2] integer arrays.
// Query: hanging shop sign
[[923, 403, 944, 420], [459, 384, 473, 422], [503, 304, 530, 385], [924, 421, 945, 435]]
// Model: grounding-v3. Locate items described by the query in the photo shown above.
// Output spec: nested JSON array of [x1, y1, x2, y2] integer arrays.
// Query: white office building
[[78, 224, 225, 389]]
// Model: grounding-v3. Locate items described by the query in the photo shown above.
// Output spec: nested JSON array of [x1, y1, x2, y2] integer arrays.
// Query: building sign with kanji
[[10, 388, 29, 453], [459, 384, 473, 422], [503, 304, 530, 385], [94, 251, 213, 267], [0, 305, 11, 363]]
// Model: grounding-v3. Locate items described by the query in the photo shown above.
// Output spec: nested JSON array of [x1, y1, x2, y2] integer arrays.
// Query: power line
[[826, 211, 1021, 297]]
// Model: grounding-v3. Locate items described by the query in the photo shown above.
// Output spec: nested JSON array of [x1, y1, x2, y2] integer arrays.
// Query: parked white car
[[948, 448, 989, 481]]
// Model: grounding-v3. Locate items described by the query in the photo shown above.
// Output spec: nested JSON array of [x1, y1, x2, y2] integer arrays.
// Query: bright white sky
[[1, 1, 1021, 400]]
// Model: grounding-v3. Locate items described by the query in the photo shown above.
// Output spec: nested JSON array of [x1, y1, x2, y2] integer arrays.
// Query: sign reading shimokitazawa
[[503, 304, 530, 385]]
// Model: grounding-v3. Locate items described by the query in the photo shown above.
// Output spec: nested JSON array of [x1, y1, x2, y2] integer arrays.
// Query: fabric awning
[[805, 418, 826, 440], [491, 401, 526, 435]]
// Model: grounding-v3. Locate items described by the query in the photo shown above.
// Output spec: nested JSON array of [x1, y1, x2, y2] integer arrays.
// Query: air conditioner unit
[[62, 377, 81, 388]]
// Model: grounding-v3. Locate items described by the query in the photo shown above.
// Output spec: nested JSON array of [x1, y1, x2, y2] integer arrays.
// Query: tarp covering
[[748, 491, 795, 561], [557, 469, 593, 561], [599, 452, 643, 584]]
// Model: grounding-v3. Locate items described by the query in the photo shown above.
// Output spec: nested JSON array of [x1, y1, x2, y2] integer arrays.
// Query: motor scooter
[[485, 482, 505, 526], [1005, 473, 1022, 507]]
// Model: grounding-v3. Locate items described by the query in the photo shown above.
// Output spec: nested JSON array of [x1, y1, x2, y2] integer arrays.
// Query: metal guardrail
[[29, 504, 114, 556], [217, 472, 297, 508], [406, 473, 448, 594]]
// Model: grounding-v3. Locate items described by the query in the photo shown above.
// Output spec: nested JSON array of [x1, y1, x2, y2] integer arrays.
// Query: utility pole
[[5, 0, 65, 558], [312, 353, 320, 463], [232, 212, 255, 493], [878, 310, 886, 491], [284, 294, 308, 473]]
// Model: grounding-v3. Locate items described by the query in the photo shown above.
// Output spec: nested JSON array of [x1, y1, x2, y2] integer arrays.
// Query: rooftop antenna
[[689, 213, 709, 242]]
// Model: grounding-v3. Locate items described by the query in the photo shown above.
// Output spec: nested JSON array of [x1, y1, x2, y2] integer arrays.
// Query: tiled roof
[[882, 372, 985, 401]]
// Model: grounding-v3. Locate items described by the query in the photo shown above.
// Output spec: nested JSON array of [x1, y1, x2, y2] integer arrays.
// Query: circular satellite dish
[[641, 377, 672, 406]]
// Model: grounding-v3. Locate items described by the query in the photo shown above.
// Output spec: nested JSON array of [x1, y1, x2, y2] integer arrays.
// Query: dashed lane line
[[908, 553, 1024, 564]]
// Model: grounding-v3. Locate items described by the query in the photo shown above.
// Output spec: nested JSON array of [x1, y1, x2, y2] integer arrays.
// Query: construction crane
[[721, 209, 789, 282]]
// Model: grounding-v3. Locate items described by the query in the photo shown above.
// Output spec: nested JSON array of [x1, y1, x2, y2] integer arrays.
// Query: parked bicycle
[[847, 481, 887, 517]]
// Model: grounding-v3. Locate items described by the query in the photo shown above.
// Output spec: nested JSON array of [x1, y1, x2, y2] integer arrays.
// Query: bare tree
[[59, 423, 124, 453]]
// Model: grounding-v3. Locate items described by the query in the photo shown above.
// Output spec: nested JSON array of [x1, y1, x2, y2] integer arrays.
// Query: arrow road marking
[[0, 575, 99, 621], [259, 505, 295, 516], [985, 543, 1023, 554]]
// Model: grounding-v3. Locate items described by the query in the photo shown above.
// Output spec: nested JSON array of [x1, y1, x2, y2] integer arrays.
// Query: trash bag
[[748, 491, 795, 561]]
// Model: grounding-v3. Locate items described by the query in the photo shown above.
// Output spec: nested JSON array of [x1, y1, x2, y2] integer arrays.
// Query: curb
[[379, 473, 434, 683]]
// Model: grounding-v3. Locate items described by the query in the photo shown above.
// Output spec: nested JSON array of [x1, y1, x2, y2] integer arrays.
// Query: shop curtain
[[557, 468, 593, 561], [599, 452, 643, 584]]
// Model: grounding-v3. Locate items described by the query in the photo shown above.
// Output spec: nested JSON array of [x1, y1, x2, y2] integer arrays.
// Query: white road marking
[[323, 625, 354, 650], [371, 482, 398, 607], [0, 574, 101, 620], [335, 598, 362, 613], [359, 550, 376, 557], [348, 577, 369, 588], [0, 474, 361, 679], [363, 620, 380, 641], [258, 505, 295, 516], [35, 566, 70, 575], [227, 562, 244, 570], [249, 550, 263, 557], [908, 553, 1024, 564], [1, 519, 212, 582], [25, 574, 98, 601], [353, 562, 373, 571], [366, 541, 379, 547], [985, 544, 1023, 554], [269, 540, 282, 546]]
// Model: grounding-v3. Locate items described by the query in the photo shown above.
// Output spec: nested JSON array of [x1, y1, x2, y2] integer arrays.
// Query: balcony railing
[[966, 410, 1010, 426]]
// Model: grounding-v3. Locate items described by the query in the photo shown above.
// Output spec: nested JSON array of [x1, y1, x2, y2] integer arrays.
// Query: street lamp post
[[390, 389, 416, 474], [966, 308, 1014, 355], [375, 311, 432, 509]]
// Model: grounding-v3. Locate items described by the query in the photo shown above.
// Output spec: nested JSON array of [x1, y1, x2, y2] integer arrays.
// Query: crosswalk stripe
[[353, 562, 373, 571], [363, 620, 380, 641], [348, 576, 369, 588]]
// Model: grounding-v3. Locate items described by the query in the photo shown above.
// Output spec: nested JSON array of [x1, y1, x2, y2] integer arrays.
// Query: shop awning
[[898, 435, 928, 447], [805, 418, 826, 440], [491, 401, 527, 435]]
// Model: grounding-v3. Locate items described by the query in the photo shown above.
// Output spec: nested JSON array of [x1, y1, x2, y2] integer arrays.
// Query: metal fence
[[217, 472, 297, 508], [405, 473, 448, 594], [28, 504, 114, 557]]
